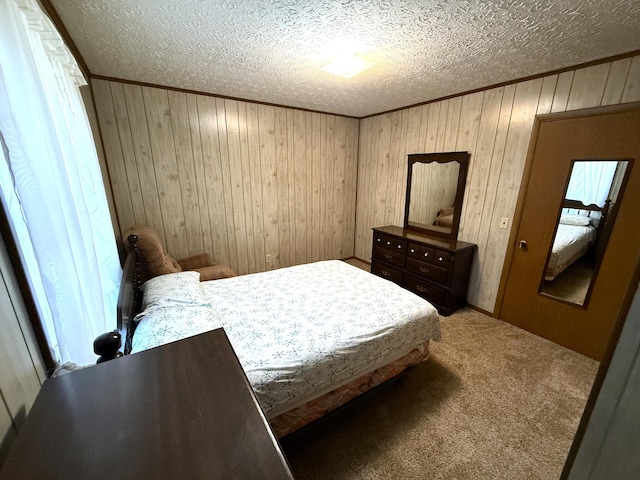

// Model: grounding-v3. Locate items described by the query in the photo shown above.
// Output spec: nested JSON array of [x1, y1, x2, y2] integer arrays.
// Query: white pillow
[[141, 271, 205, 310], [559, 213, 591, 226]]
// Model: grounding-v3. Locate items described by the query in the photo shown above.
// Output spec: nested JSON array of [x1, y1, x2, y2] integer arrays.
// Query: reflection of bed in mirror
[[433, 207, 454, 227], [544, 199, 610, 281]]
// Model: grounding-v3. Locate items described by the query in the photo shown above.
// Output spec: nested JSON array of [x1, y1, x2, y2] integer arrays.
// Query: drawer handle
[[387, 241, 391, 245], [416, 285, 428, 293], [410, 248, 415, 253], [381, 270, 391, 277], [424, 252, 429, 258], [438, 257, 444, 262], [377, 238, 381, 242], [397, 245, 402, 249], [384, 253, 393, 260], [420, 267, 430, 273]]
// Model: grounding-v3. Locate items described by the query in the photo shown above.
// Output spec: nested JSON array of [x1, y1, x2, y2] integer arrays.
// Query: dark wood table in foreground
[[0, 328, 294, 479]]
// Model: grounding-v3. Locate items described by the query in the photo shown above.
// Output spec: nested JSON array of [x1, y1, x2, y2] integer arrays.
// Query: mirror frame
[[537, 158, 633, 308], [404, 151, 470, 241]]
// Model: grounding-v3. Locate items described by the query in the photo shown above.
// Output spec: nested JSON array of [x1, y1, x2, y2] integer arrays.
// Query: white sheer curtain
[[0, 0, 121, 366], [565, 161, 617, 207]]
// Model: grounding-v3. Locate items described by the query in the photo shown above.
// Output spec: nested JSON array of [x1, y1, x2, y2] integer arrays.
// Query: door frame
[[493, 101, 640, 477]]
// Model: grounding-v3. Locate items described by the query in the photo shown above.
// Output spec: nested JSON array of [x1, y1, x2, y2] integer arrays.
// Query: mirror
[[539, 159, 632, 307], [404, 152, 470, 241]]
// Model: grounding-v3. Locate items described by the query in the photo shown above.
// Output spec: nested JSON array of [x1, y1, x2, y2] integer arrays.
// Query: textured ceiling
[[51, 0, 640, 117]]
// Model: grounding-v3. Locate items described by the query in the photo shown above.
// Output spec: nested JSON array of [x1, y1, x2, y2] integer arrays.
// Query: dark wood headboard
[[563, 198, 611, 235], [116, 234, 143, 354], [563, 198, 610, 216]]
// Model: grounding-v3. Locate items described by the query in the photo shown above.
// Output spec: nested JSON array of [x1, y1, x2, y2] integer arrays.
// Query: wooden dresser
[[371, 225, 476, 316], [0, 328, 294, 480]]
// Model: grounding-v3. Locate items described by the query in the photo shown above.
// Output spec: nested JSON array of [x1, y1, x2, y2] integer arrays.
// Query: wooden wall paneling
[[223, 99, 250, 275], [322, 113, 332, 259], [317, 114, 328, 262], [92, 79, 135, 234], [342, 118, 358, 258], [375, 113, 392, 229], [333, 116, 347, 258], [536, 75, 559, 115], [353, 117, 371, 260], [323, 114, 335, 261], [459, 87, 502, 245], [97, 80, 360, 275], [274, 107, 290, 269], [384, 111, 402, 228], [467, 84, 516, 306], [621, 56, 640, 103], [353, 55, 640, 314], [405, 106, 422, 154], [310, 114, 321, 263], [257, 104, 278, 270], [239, 102, 257, 273], [285, 109, 296, 267], [360, 115, 379, 260], [474, 79, 543, 311], [292, 110, 307, 265], [196, 96, 229, 266], [435, 100, 449, 152], [601, 58, 633, 106], [0, 236, 44, 465], [455, 92, 484, 152], [444, 96, 463, 151], [0, 274, 42, 424], [566, 63, 611, 111], [122, 84, 165, 243], [550, 71, 574, 113], [415, 105, 429, 153], [369, 114, 389, 232], [454, 92, 483, 235], [395, 109, 411, 227], [186, 93, 214, 258], [358, 115, 374, 259], [212, 98, 241, 272], [167, 90, 202, 256], [424, 103, 440, 152], [142, 87, 187, 258], [110, 83, 146, 227]]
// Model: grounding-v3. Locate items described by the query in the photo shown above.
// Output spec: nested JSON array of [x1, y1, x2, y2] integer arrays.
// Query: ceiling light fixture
[[321, 53, 375, 78]]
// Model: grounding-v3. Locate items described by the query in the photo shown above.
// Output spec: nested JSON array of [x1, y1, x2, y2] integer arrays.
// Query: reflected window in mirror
[[539, 159, 632, 307], [404, 152, 470, 241]]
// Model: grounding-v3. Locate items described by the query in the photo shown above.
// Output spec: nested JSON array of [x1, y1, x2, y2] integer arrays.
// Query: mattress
[[130, 260, 440, 417], [545, 223, 596, 280]]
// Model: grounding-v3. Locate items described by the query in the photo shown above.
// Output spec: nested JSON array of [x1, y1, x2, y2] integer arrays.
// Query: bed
[[118, 236, 441, 437], [544, 199, 609, 281]]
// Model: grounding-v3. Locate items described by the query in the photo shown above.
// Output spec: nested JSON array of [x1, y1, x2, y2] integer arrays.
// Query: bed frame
[[564, 198, 611, 256], [116, 234, 143, 354], [544, 198, 611, 281], [563, 198, 610, 227]]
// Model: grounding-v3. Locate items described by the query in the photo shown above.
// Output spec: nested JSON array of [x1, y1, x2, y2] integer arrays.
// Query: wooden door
[[501, 107, 640, 361]]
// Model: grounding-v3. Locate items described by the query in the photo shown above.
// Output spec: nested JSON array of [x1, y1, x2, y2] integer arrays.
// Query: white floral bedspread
[[546, 224, 596, 279], [131, 260, 440, 416]]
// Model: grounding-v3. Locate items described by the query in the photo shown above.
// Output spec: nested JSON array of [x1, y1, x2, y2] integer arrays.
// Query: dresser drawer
[[406, 257, 448, 284], [372, 245, 406, 268], [408, 242, 450, 268], [373, 232, 407, 253], [371, 261, 403, 285], [404, 274, 446, 306]]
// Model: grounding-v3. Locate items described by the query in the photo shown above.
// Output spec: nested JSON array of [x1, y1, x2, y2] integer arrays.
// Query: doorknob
[[518, 240, 528, 249]]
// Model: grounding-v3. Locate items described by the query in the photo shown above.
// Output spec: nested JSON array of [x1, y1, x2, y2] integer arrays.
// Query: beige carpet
[[282, 308, 599, 479]]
